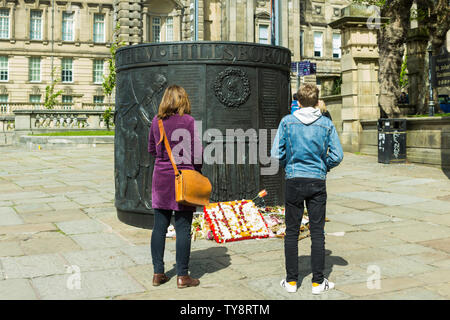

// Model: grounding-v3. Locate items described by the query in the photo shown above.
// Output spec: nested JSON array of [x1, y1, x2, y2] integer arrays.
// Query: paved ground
[[0, 144, 449, 300]]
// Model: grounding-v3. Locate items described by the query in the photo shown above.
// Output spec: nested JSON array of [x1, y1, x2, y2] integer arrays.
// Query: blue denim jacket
[[270, 111, 344, 180]]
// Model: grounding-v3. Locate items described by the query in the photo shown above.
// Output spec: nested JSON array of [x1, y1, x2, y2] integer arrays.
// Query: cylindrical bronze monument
[[115, 42, 291, 229]]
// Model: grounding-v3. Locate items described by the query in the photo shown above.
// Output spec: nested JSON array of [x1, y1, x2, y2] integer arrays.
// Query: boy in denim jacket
[[271, 84, 344, 294]]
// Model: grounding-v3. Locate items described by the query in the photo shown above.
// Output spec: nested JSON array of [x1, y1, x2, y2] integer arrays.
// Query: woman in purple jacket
[[148, 85, 203, 289]]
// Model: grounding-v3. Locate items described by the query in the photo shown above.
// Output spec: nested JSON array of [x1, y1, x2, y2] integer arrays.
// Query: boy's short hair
[[293, 93, 298, 100], [297, 84, 319, 108]]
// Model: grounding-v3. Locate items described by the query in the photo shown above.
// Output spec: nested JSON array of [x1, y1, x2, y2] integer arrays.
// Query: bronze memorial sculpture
[[114, 42, 292, 228]]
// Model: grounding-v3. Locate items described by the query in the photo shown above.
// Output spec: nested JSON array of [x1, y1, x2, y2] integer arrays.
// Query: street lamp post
[[428, 44, 435, 116]]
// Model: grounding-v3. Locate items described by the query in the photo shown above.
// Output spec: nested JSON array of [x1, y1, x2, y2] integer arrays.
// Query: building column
[[9, 5, 16, 43], [330, 5, 385, 153], [43, 6, 49, 43], [114, 0, 144, 45], [246, 0, 254, 42]]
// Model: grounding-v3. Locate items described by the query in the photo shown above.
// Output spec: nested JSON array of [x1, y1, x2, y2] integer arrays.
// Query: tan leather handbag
[[157, 119, 212, 207]]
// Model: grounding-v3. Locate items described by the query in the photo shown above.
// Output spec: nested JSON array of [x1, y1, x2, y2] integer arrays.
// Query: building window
[[0, 9, 9, 39], [62, 95, 72, 109], [93, 95, 104, 104], [30, 95, 41, 103], [93, 14, 105, 43], [333, 33, 341, 59], [300, 30, 304, 57], [258, 25, 269, 44], [29, 57, 41, 82], [93, 60, 104, 84], [152, 17, 161, 42], [0, 56, 8, 81], [30, 94, 41, 107], [30, 10, 43, 40], [0, 94, 8, 113], [166, 17, 173, 42], [314, 31, 323, 58], [62, 12, 74, 41], [61, 58, 73, 83]]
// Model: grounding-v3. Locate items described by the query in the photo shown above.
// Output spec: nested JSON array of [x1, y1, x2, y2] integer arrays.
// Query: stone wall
[[360, 117, 450, 169], [322, 94, 343, 136], [0, 110, 115, 146], [0, 115, 15, 145]]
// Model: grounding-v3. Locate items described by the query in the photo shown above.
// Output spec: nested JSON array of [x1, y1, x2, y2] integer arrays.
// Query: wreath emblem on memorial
[[214, 68, 251, 108]]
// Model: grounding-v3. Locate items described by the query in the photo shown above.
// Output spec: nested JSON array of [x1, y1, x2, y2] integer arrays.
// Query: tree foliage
[[44, 67, 63, 110], [102, 23, 125, 130]]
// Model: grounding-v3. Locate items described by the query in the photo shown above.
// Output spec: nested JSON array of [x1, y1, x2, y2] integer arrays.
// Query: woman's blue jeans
[[151, 209, 193, 276]]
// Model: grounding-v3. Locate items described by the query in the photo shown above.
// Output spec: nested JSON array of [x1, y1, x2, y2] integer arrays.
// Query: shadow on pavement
[[166, 246, 231, 280], [297, 249, 348, 286]]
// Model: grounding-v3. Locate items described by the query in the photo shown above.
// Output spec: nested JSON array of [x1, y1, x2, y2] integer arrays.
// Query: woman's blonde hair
[[157, 85, 191, 119], [317, 99, 327, 114]]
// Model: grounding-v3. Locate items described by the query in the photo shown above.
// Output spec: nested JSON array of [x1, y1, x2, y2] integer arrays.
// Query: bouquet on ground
[[203, 200, 271, 243]]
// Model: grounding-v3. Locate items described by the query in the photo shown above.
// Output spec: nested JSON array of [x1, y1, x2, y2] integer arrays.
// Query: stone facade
[[0, 0, 114, 107], [116, 0, 351, 94]]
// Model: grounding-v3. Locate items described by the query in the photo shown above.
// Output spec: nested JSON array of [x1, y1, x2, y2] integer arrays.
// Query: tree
[[355, 0, 449, 116], [377, 0, 414, 118], [44, 67, 63, 110], [414, 0, 450, 113], [102, 23, 126, 130], [353, 0, 414, 118]]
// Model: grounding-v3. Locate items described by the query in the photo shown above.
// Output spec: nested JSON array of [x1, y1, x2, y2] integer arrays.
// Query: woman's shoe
[[177, 275, 200, 288], [152, 273, 170, 286]]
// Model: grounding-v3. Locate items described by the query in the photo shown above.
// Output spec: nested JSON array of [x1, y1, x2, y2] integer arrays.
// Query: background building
[[117, 0, 350, 95], [0, 0, 114, 109], [0, 0, 365, 109]]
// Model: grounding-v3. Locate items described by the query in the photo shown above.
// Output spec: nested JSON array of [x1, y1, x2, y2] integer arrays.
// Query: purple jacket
[[148, 114, 203, 212]]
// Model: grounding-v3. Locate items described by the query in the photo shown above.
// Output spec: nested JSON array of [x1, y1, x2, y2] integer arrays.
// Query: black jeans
[[284, 178, 327, 284], [151, 209, 194, 276]]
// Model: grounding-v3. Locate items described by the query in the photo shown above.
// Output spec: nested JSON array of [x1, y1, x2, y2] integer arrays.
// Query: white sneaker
[[312, 278, 335, 295], [280, 279, 297, 293]]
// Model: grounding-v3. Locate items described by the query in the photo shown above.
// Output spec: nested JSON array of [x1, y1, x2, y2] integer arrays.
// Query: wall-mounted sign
[[431, 47, 450, 88]]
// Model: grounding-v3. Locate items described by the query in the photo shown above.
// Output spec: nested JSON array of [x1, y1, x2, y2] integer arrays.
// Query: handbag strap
[[157, 119, 181, 177]]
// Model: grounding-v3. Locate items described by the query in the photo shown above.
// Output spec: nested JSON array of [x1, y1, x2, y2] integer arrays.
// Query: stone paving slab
[[0, 253, 68, 279], [391, 178, 437, 186], [31, 268, 145, 300], [418, 237, 450, 254], [69, 233, 129, 250], [337, 191, 429, 206], [359, 256, 436, 278], [247, 276, 351, 300], [0, 279, 38, 300], [337, 277, 426, 297], [0, 241, 24, 257], [0, 207, 24, 226], [18, 209, 89, 224], [19, 231, 81, 255], [401, 199, 450, 214], [361, 287, 445, 300], [327, 210, 394, 226], [62, 248, 136, 272], [56, 219, 107, 235]]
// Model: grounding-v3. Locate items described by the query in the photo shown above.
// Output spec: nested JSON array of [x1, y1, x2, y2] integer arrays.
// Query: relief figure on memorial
[[115, 70, 167, 210]]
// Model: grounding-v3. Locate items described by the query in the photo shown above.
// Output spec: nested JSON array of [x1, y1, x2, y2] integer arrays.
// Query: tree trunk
[[378, 0, 414, 118]]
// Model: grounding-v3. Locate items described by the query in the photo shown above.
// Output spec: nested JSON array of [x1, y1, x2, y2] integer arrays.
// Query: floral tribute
[[203, 200, 271, 243]]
